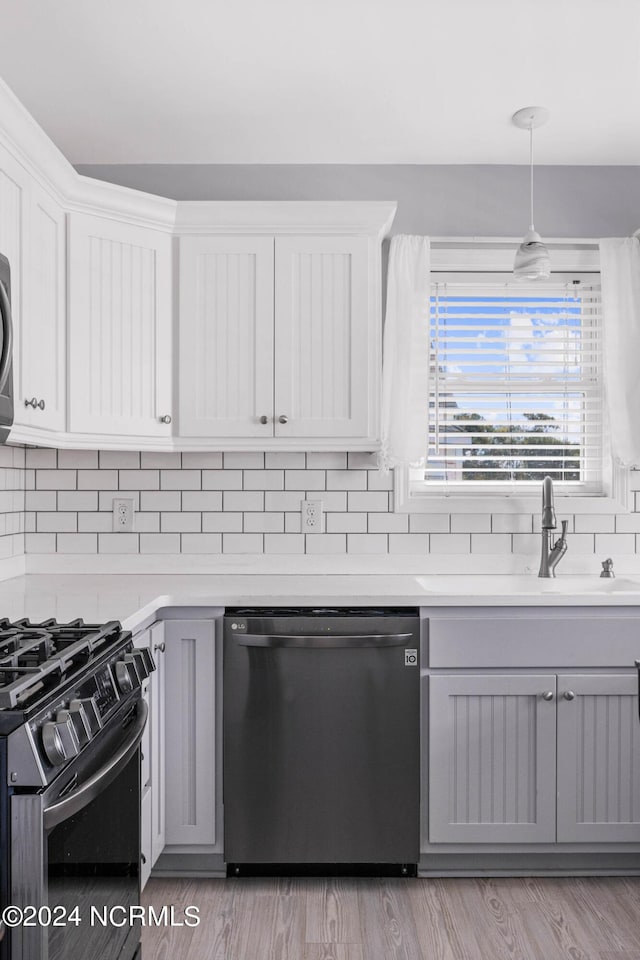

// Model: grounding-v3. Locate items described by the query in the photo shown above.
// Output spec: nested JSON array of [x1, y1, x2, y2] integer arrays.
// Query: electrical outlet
[[301, 499, 323, 534], [112, 498, 134, 532]]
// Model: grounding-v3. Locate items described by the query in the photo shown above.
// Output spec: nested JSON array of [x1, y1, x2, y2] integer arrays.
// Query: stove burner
[[0, 618, 127, 710]]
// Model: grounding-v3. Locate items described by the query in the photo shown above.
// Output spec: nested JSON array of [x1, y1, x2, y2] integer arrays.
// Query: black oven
[[0, 254, 13, 443], [0, 619, 154, 960]]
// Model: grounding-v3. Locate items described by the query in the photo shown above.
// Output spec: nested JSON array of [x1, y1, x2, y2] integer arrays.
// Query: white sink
[[414, 574, 640, 597]]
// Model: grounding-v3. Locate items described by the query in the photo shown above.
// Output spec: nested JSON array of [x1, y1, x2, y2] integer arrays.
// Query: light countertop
[[0, 573, 639, 634]]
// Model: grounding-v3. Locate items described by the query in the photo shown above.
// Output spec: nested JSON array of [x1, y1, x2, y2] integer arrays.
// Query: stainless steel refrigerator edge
[[223, 608, 420, 868]]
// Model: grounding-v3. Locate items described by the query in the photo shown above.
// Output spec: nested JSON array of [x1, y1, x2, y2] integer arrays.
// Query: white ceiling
[[0, 0, 639, 165]]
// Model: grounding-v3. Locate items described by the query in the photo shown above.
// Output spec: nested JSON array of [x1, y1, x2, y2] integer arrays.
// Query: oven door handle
[[235, 632, 412, 648], [0, 277, 13, 396], [43, 700, 148, 831]]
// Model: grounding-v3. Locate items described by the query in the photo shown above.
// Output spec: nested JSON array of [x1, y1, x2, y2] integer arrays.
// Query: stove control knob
[[115, 659, 139, 694], [42, 714, 80, 766], [127, 649, 155, 681], [68, 697, 101, 743]]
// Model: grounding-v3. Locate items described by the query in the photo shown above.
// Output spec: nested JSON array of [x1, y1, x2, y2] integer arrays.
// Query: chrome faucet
[[538, 476, 568, 578]]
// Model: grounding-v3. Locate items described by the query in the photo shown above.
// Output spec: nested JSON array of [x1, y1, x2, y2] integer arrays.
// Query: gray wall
[[75, 164, 640, 238]]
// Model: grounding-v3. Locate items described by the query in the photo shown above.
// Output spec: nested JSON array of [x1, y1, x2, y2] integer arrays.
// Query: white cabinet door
[[274, 236, 373, 439], [135, 622, 166, 873], [163, 619, 217, 847], [68, 213, 173, 438], [178, 236, 274, 437], [429, 674, 557, 843], [557, 673, 640, 842], [15, 183, 66, 433], [0, 143, 27, 334]]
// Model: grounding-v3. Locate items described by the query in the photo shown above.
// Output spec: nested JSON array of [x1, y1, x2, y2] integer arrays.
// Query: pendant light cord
[[529, 123, 534, 230]]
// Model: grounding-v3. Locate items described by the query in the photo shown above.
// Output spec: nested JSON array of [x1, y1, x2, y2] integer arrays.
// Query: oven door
[[9, 697, 146, 960]]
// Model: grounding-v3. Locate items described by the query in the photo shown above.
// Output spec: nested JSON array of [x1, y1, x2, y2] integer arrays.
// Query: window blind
[[426, 274, 602, 487]]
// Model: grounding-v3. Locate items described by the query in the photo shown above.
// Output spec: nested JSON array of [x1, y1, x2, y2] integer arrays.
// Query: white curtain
[[599, 237, 640, 467], [378, 235, 430, 471]]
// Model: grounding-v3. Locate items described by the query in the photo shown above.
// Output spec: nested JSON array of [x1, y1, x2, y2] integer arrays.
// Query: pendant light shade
[[512, 106, 550, 280]]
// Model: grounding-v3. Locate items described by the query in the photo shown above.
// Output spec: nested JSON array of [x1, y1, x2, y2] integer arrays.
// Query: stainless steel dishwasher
[[223, 607, 420, 874]]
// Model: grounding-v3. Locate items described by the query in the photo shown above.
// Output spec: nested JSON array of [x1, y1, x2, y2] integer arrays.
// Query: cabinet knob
[[278, 415, 288, 424], [259, 415, 269, 425], [154, 641, 166, 654], [24, 397, 45, 410], [542, 691, 554, 701], [159, 414, 172, 424], [563, 690, 576, 701]]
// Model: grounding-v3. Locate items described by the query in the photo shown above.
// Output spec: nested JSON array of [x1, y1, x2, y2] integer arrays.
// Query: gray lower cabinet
[[429, 674, 558, 843], [429, 670, 640, 846], [557, 673, 640, 842], [163, 618, 220, 850]]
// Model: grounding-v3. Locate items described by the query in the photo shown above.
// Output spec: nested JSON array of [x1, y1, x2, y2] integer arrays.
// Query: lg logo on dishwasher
[[404, 649, 418, 667]]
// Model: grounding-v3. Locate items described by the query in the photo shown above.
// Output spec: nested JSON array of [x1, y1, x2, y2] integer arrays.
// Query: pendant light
[[512, 105, 551, 280]]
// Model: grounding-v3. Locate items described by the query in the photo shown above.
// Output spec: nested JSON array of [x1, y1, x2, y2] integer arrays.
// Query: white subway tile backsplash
[[140, 533, 181, 553], [326, 513, 367, 534], [347, 453, 378, 470], [78, 512, 112, 533], [223, 452, 264, 469], [471, 533, 512, 554], [492, 514, 533, 534], [305, 534, 347, 555], [284, 512, 302, 533], [181, 533, 222, 553], [57, 491, 98, 512], [265, 491, 305, 512], [202, 470, 243, 490], [98, 533, 139, 554], [99, 451, 141, 469], [161, 470, 201, 490], [26, 533, 57, 553], [161, 512, 202, 533], [98, 491, 141, 511], [367, 471, 394, 491], [306, 452, 347, 469], [244, 513, 285, 533], [265, 452, 306, 469], [36, 470, 76, 490], [595, 532, 636, 555], [285, 470, 325, 491], [26, 490, 57, 511], [347, 534, 388, 554], [140, 452, 182, 468], [615, 513, 640, 533], [140, 491, 181, 512], [77, 470, 118, 490], [264, 534, 305, 554], [134, 513, 160, 533], [57, 533, 98, 553], [574, 514, 615, 534], [119, 470, 160, 490], [326, 470, 367, 491], [388, 534, 429, 554], [368, 513, 409, 534], [567, 534, 598, 555], [347, 491, 389, 512], [37, 512, 77, 533], [451, 514, 492, 534], [180, 452, 223, 469], [222, 533, 264, 553], [202, 512, 243, 532], [26, 449, 58, 469], [223, 491, 264, 512], [429, 534, 471, 555], [58, 450, 99, 469], [181, 491, 223, 512], [410, 514, 450, 533], [243, 470, 285, 490], [318, 492, 348, 512], [512, 533, 542, 555]]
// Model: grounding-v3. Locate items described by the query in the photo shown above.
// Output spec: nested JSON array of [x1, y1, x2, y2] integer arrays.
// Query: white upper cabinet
[[16, 182, 66, 434], [177, 203, 395, 449], [68, 213, 173, 441], [274, 235, 370, 439], [179, 236, 275, 438]]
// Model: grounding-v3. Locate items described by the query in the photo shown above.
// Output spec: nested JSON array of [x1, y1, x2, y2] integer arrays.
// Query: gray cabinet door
[[163, 619, 218, 848], [557, 673, 640, 842], [429, 674, 557, 843]]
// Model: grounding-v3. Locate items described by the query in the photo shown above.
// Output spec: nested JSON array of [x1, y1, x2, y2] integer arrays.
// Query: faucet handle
[[560, 520, 568, 538]]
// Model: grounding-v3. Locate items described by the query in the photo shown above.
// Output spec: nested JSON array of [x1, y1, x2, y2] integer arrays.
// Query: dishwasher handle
[[234, 632, 413, 648]]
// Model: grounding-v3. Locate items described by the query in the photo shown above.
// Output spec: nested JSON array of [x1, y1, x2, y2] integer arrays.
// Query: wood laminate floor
[[141, 875, 640, 959]]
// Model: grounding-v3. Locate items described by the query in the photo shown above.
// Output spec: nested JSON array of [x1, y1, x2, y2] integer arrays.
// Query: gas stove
[[0, 618, 153, 788]]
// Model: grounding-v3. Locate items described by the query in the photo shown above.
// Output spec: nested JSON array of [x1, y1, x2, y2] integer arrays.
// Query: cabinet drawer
[[427, 609, 640, 668]]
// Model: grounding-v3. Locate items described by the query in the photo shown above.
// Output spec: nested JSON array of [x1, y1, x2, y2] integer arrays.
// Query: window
[[394, 244, 622, 514], [426, 272, 602, 493]]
